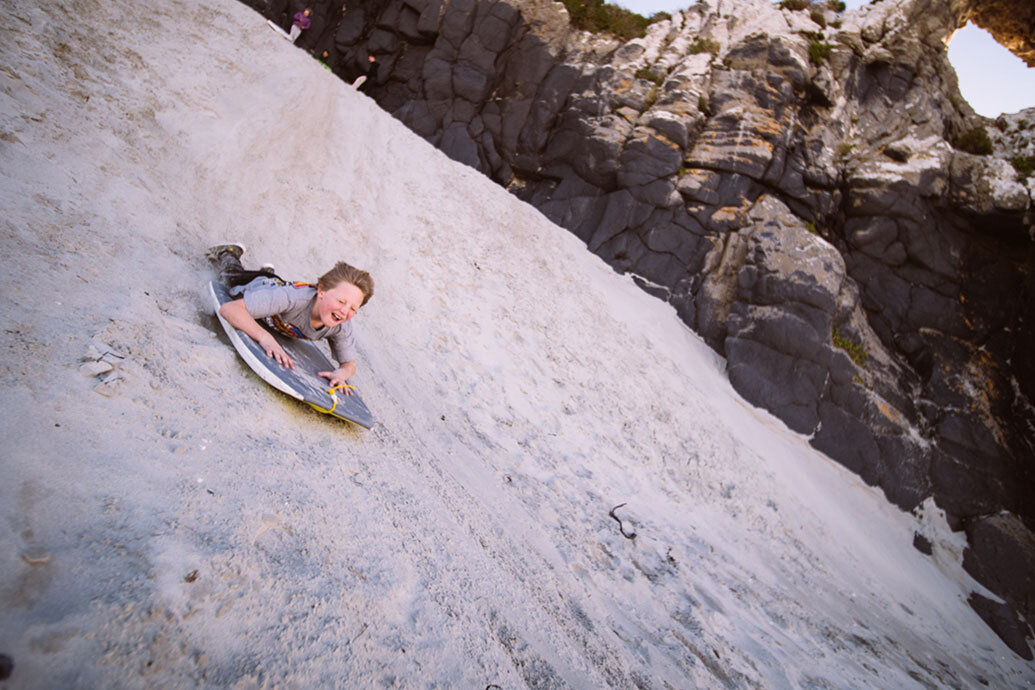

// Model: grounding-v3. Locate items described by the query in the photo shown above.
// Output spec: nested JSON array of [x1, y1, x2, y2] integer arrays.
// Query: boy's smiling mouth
[[318, 282, 363, 327]]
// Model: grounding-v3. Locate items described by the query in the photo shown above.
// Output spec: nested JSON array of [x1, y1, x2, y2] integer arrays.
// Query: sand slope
[[0, 0, 1032, 687]]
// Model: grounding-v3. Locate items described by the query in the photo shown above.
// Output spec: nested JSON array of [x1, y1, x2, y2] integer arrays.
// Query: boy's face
[[315, 281, 364, 328]]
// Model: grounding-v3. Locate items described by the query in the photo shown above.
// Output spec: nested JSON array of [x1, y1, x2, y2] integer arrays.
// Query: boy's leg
[[206, 244, 248, 286], [266, 19, 291, 39], [205, 243, 245, 262], [289, 25, 301, 42], [217, 253, 249, 286]]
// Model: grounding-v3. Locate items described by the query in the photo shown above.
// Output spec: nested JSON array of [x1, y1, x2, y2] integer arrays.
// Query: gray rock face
[[243, 0, 1035, 650], [965, 512, 1035, 630]]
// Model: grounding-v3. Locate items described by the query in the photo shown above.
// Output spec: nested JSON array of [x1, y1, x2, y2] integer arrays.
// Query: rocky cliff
[[245, 0, 1033, 654]]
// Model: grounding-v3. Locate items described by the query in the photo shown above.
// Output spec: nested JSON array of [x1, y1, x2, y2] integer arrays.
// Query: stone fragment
[[912, 532, 933, 554], [884, 140, 912, 162], [93, 371, 126, 398], [20, 547, 50, 566], [79, 361, 114, 377]]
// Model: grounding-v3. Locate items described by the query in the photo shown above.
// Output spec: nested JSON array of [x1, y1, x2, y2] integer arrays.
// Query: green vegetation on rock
[[833, 328, 868, 367], [808, 41, 833, 64], [954, 126, 993, 156], [689, 37, 721, 55], [643, 85, 660, 111], [635, 67, 664, 85], [1011, 154, 1035, 180], [562, 0, 654, 40]]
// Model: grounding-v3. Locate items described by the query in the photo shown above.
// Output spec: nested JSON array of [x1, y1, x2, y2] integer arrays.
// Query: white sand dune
[[1, 0, 1032, 687]]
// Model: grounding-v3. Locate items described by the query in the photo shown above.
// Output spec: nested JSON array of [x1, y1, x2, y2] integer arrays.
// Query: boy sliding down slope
[[208, 244, 373, 395]]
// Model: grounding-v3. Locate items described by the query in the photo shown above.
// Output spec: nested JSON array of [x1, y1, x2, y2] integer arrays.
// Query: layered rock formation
[[246, 0, 1034, 654]]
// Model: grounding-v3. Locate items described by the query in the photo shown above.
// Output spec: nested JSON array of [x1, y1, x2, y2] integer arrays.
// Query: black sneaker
[[205, 243, 246, 262]]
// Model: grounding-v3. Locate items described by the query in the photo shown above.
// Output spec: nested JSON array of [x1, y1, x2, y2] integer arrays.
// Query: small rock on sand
[[21, 547, 51, 566], [79, 360, 114, 377]]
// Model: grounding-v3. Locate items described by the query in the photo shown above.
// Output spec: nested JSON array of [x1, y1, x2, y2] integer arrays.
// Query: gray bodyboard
[[209, 281, 374, 429]]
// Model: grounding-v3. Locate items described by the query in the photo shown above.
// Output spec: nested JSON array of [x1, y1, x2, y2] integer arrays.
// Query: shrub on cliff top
[[808, 41, 833, 64], [1011, 154, 1035, 179], [635, 67, 664, 85], [780, 0, 812, 10], [688, 37, 721, 55], [954, 127, 994, 156], [562, 0, 652, 40]]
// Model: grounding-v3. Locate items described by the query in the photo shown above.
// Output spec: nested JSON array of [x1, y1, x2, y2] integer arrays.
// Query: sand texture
[[0, 0, 1032, 687]]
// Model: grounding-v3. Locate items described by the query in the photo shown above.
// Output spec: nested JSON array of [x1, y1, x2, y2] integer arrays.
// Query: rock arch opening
[[947, 22, 1035, 117]]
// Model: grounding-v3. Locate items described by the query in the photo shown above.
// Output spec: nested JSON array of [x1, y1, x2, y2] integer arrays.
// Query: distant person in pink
[[289, 8, 311, 43]]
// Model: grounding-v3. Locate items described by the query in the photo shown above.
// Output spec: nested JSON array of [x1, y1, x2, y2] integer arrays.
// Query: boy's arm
[[219, 299, 295, 369]]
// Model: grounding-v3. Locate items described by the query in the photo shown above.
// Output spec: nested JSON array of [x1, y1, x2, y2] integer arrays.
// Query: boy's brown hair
[[318, 262, 374, 306]]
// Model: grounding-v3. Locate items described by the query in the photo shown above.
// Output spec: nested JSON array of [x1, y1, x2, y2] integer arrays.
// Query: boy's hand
[[219, 299, 295, 370], [318, 362, 356, 393], [259, 333, 294, 369]]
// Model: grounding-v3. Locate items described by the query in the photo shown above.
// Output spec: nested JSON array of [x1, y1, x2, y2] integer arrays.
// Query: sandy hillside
[[0, 0, 1032, 687]]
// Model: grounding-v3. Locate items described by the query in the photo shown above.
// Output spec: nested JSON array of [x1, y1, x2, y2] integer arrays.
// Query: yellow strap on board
[[307, 383, 356, 415]]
